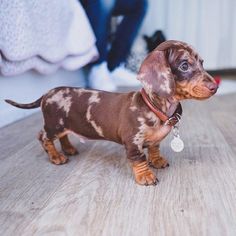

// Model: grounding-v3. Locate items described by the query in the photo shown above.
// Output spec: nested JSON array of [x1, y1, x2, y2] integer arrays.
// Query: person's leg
[[107, 0, 148, 71], [80, 0, 116, 64], [80, 0, 117, 91]]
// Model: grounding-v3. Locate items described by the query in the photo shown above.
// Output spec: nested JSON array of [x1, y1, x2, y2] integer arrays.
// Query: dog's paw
[[50, 153, 68, 165], [149, 156, 169, 169], [135, 169, 159, 186], [62, 146, 78, 156]]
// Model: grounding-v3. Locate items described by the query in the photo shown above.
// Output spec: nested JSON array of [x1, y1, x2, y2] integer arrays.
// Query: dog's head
[[138, 40, 218, 100]]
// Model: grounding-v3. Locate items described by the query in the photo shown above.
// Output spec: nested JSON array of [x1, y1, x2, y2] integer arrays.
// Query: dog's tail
[[5, 96, 43, 109]]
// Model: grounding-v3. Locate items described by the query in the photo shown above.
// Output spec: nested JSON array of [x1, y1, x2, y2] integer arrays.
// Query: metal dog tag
[[171, 136, 184, 152], [170, 126, 184, 152]]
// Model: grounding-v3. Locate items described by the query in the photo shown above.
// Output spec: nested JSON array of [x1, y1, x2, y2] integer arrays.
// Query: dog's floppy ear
[[138, 41, 177, 98]]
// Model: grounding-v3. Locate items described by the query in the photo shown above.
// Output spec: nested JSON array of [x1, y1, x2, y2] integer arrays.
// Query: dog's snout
[[207, 83, 218, 93]]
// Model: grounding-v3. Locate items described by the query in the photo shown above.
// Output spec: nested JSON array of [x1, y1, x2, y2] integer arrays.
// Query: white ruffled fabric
[[0, 0, 98, 76]]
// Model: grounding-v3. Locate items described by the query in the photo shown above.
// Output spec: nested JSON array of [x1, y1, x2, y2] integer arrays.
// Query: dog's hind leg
[[38, 130, 68, 165], [59, 134, 78, 156]]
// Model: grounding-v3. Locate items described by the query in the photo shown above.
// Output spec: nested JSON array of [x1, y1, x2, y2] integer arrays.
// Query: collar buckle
[[165, 113, 182, 126]]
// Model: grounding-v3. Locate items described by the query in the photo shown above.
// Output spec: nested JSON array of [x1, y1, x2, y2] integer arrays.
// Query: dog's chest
[[145, 124, 172, 146], [133, 112, 172, 148]]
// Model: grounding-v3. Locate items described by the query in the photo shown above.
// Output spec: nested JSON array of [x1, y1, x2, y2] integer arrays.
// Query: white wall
[[0, 70, 86, 127], [141, 0, 236, 70]]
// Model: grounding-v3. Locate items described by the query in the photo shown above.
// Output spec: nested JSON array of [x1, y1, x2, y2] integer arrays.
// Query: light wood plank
[[0, 113, 43, 160], [0, 122, 97, 235]]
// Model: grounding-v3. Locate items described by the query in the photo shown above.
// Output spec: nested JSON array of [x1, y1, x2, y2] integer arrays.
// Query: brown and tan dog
[[5, 40, 218, 186]]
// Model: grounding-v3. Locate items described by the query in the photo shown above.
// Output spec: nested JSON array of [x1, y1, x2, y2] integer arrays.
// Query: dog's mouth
[[192, 85, 218, 99]]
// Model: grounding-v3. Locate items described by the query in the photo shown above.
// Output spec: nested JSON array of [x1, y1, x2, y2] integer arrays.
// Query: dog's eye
[[179, 61, 189, 72]]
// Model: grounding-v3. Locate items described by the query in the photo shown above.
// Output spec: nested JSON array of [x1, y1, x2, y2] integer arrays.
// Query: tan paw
[[62, 146, 78, 156], [149, 156, 169, 169], [135, 169, 159, 186], [50, 153, 68, 165]]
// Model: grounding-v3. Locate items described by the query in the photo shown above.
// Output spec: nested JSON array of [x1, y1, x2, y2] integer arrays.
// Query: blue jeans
[[80, 0, 148, 71]]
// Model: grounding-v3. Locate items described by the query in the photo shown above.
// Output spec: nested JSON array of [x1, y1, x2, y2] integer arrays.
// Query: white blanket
[[0, 0, 98, 76]]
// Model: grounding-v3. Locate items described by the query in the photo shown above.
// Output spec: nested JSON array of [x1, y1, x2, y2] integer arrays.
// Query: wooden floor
[[1, 93, 236, 236]]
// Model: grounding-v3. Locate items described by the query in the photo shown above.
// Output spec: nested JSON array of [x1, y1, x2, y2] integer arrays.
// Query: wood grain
[[1, 94, 236, 236]]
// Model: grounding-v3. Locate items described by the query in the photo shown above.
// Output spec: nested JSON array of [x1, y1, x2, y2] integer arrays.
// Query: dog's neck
[[148, 92, 180, 118], [140, 88, 182, 126]]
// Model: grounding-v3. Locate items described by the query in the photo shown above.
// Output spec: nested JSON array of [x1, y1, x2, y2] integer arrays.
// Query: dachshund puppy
[[5, 40, 218, 186]]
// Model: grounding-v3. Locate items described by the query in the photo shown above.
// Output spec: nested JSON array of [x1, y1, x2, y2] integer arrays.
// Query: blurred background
[[0, 0, 236, 127], [142, 0, 236, 70]]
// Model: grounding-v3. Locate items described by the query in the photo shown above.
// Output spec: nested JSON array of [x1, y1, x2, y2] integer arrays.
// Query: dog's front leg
[[125, 144, 158, 186], [148, 145, 169, 169]]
